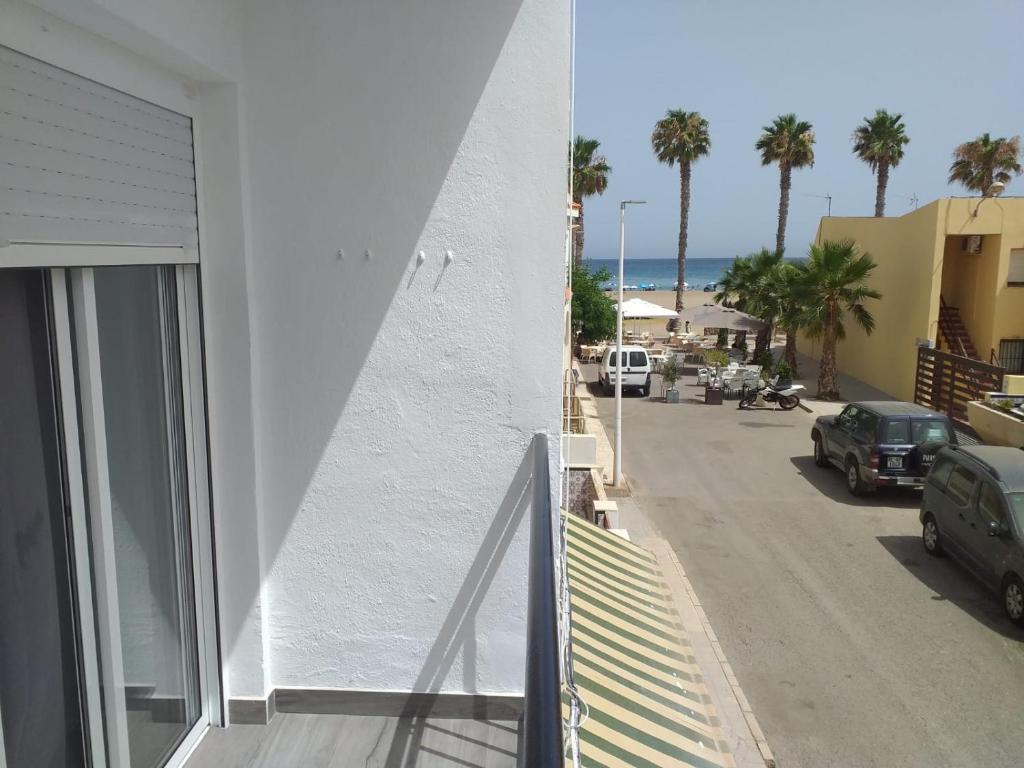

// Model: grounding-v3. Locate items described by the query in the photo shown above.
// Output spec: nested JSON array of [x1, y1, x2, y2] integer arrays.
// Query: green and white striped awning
[[563, 513, 734, 768]]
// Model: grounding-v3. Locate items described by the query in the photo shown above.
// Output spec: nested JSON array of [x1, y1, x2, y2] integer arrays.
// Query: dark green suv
[[812, 401, 956, 496], [920, 445, 1024, 626]]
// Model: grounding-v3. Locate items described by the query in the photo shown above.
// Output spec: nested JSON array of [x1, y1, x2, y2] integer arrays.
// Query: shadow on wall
[[220, 0, 548, 693], [380, 446, 534, 765]]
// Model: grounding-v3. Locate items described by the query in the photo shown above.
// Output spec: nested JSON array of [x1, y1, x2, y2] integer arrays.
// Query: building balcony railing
[[522, 433, 565, 766]]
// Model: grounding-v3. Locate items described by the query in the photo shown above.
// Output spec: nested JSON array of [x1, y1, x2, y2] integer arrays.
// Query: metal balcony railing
[[521, 434, 563, 767]]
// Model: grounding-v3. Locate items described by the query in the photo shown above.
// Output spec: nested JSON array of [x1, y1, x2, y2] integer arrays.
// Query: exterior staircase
[[938, 297, 980, 360]]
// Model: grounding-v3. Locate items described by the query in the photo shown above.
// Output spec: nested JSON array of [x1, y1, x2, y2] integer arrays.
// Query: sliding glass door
[[0, 261, 216, 768], [0, 270, 88, 768], [72, 266, 204, 768]]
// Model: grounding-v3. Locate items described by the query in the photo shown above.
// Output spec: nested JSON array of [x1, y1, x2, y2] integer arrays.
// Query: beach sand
[[603, 289, 721, 337]]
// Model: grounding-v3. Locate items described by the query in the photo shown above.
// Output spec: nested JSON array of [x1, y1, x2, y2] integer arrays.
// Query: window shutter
[[0, 45, 197, 247]]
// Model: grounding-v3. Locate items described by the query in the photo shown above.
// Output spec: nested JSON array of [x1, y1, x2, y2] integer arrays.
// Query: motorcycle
[[738, 378, 806, 411]]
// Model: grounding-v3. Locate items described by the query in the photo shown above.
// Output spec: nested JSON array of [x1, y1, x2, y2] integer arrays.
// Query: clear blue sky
[[574, 0, 1024, 261]]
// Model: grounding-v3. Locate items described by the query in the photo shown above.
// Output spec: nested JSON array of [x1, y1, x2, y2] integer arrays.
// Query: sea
[[585, 257, 734, 291]]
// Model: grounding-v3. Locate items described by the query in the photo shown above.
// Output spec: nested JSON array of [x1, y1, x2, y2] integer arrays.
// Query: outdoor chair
[[697, 364, 721, 386], [741, 369, 762, 389], [719, 368, 742, 391]]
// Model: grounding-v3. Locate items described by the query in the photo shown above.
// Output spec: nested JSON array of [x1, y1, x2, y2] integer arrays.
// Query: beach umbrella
[[614, 298, 679, 319], [614, 298, 679, 335], [678, 303, 765, 331]]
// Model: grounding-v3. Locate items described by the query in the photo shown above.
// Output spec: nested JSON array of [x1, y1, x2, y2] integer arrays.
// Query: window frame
[[1008, 248, 1024, 287], [998, 339, 1024, 375], [628, 351, 648, 368], [855, 411, 879, 442], [40, 255, 219, 768], [945, 465, 978, 507], [929, 456, 955, 488], [977, 481, 1008, 526], [838, 405, 861, 431], [881, 417, 911, 445]]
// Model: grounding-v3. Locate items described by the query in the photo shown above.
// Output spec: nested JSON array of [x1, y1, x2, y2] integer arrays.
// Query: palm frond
[[573, 135, 612, 199], [651, 109, 711, 167], [851, 109, 909, 172], [756, 113, 815, 169], [948, 133, 1022, 193]]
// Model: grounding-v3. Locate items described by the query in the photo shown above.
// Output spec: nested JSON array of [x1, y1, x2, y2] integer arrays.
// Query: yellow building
[[799, 197, 1024, 400]]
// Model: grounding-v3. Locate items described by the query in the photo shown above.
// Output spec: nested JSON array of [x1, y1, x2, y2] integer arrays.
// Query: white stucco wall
[[240, 0, 568, 694], [24, 0, 243, 81], [0, 0, 568, 699]]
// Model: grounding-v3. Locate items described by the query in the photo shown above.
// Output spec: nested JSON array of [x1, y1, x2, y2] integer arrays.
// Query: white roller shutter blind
[[0, 45, 198, 247]]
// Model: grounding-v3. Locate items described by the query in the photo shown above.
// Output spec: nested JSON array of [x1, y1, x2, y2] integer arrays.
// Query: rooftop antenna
[[803, 192, 832, 216], [893, 193, 919, 210]]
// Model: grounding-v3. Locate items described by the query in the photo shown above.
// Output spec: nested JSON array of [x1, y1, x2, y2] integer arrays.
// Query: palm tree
[[756, 114, 815, 253], [948, 133, 1022, 193], [767, 261, 807, 375], [715, 248, 782, 357], [651, 110, 711, 317], [852, 110, 910, 216], [799, 239, 881, 399], [714, 255, 756, 310], [571, 136, 611, 265]]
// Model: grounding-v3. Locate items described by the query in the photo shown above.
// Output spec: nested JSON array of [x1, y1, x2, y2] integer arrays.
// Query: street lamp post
[[614, 200, 646, 488]]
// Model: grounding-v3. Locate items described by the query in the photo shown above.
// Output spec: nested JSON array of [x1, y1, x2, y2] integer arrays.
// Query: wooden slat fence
[[915, 347, 1005, 423]]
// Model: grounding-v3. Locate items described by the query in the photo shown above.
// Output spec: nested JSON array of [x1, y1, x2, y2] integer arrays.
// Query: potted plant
[[703, 349, 729, 405], [773, 359, 794, 387], [661, 356, 683, 403], [704, 348, 729, 370]]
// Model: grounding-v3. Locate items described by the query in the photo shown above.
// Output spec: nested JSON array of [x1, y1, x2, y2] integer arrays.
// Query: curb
[[647, 540, 777, 768]]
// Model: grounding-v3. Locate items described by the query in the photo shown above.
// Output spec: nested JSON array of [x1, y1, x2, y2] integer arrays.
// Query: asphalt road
[[585, 366, 1024, 768]]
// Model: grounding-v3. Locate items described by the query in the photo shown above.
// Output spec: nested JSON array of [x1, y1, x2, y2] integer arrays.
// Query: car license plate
[[887, 456, 903, 469]]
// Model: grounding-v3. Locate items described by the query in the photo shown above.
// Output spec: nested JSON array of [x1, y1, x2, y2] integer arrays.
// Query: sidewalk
[[575, 364, 615, 484], [613, 498, 774, 768], [572, 377, 773, 767], [791, 351, 896, 418], [791, 351, 983, 443]]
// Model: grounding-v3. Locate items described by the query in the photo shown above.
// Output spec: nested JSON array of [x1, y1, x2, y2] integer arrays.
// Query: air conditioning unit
[[962, 235, 983, 254]]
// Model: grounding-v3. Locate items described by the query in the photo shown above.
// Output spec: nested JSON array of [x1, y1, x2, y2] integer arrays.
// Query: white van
[[598, 345, 652, 396]]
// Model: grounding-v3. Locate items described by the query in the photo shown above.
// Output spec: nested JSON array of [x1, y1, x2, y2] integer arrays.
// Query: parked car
[[811, 401, 956, 495], [920, 445, 1024, 626], [598, 345, 651, 397]]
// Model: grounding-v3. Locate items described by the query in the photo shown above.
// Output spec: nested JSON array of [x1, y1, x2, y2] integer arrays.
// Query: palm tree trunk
[[776, 162, 791, 253], [573, 196, 584, 266], [675, 161, 691, 314], [817, 302, 840, 399], [874, 160, 889, 217], [784, 331, 799, 376], [753, 324, 770, 357]]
